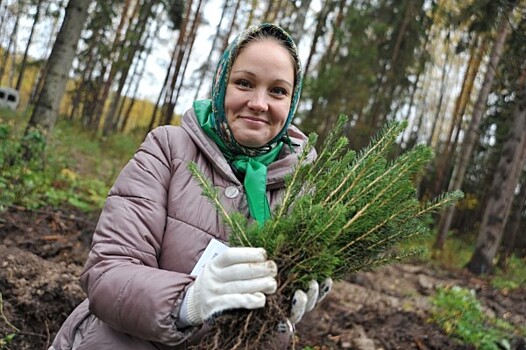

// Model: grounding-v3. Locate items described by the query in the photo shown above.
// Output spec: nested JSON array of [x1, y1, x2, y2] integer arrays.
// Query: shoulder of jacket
[[145, 125, 199, 161]]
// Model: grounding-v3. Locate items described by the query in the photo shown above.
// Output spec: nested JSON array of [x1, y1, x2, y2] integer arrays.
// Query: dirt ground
[[0, 205, 525, 350]]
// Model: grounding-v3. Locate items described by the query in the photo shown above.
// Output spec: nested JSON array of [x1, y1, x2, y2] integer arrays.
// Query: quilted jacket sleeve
[[79, 126, 199, 346]]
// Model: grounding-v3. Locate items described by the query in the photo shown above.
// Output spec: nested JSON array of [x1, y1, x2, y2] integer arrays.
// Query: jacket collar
[[182, 106, 316, 190]]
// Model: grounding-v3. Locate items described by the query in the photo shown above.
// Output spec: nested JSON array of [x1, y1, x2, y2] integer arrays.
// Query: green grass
[[430, 285, 524, 350], [491, 255, 526, 291], [0, 108, 142, 212]]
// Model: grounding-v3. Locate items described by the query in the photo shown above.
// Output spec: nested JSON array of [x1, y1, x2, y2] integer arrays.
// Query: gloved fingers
[[318, 277, 333, 303], [213, 260, 277, 281], [211, 292, 267, 312], [213, 247, 267, 267], [222, 276, 277, 294], [305, 280, 319, 312], [289, 289, 308, 324]]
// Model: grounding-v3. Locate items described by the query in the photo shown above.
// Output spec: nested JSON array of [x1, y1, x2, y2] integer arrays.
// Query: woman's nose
[[247, 90, 269, 112]]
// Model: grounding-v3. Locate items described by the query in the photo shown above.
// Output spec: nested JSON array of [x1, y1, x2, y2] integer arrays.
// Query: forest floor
[[0, 205, 525, 350]]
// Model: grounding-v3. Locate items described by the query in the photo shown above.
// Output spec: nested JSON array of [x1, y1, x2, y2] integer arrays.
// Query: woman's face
[[225, 39, 295, 148]]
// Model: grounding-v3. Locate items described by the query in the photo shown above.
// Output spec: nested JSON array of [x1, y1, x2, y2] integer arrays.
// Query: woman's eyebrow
[[231, 70, 293, 89]]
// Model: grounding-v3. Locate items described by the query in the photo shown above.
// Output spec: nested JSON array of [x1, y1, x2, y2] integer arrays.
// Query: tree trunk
[[148, 47, 176, 132], [303, 0, 335, 78], [120, 50, 149, 133], [29, 1, 62, 106], [118, 9, 157, 132], [24, 0, 92, 158], [466, 84, 526, 275], [245, 0, 258, 29], [311, 0, 347, 140], [368, 0, 415, 129], [0, 10, 19, 82], [221, 0, 241, 52], [171, 2, 202, 116], [91, 0, 134, 131], [434, 7, 513, 249], [433, 36, 487, 195], [289, 0, 312, 46], [103, 0, 155, 136], [498, 175, 526, 269], [262, 0, 274, 23], [427, 30, 451, 148], [16, 0, 43, 91], [161, 0, 194, 125], [193, 0, 229, 101]]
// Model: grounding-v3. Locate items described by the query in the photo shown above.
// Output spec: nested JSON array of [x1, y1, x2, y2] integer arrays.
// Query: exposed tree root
[[190, 288, 291, 349]]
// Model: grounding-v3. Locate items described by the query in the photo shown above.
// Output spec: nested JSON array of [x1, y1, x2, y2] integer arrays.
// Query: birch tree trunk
[[289, 0, 312, 46], [466, 84, 526, 274], [24, 0, 91, 158], [434, 7, 513, 249]]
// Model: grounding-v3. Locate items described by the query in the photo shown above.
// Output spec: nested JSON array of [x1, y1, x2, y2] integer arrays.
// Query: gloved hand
[[289, 278, 333, 324], [184, 247, 277, 325]]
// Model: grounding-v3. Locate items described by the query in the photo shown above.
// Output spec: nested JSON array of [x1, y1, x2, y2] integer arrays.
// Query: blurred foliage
[[430, 286, 524, 349], [0, 108, 140, 212], [491, 255, 526, 291], [402, 233, 526, 293]]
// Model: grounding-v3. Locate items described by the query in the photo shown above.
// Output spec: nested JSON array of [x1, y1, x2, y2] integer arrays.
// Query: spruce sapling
[[188, 115, 463, 349]]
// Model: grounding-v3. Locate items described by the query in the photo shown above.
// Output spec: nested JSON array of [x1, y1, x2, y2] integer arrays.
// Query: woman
[[50, 23, 331, 350]]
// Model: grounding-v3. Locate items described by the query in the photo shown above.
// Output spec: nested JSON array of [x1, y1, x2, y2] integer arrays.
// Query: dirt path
[[0, 206, 525, 350]]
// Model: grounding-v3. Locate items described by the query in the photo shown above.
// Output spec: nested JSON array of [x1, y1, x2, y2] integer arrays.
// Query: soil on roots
[[1, 205, 525, 350]]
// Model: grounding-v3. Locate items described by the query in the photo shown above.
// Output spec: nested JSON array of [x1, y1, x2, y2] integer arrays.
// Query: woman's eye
[[235, 79, 251, 88], [271, 87, 288, 96]]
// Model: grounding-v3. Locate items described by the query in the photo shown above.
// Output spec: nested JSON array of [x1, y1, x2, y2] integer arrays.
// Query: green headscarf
[[196, 23, 303, 225]]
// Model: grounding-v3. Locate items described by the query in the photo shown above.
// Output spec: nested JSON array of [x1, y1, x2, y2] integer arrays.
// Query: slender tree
[[433, 35, 487, 195], [90, 0, 133, 130], [0, 4, 20, 82], [221, 0, 241, 52], [427, 29, 452, 148], [160, 0, 194, 125], [16, 0, 44, 91], [302, 0, 336, 78], [466, 83, 526, 274], [498, 174, 526, 268], [435, 4, 514, 249], [163, 0, 204, 124], [103, 0, 157, 136], [193, 0, 229, 101], [171, 1, 203, 114], [23, 0, 92, 158]]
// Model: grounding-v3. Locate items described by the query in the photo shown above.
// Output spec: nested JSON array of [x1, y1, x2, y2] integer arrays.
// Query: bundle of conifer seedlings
[[188, 116, 463, 349]]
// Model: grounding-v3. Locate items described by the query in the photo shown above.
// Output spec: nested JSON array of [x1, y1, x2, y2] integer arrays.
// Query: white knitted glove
[[289, 278, 333, 324], [184, 247, 277, 325]]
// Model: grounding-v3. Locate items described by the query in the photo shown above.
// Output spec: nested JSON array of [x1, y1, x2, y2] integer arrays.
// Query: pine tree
[[189, 116, 463, 349]]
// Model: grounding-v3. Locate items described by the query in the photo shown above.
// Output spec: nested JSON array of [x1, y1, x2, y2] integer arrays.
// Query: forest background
[[0, 0, 526, 348], [0, 0, 525, 329]]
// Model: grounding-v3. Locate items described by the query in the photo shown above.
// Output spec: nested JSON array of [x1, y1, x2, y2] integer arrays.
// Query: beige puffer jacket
[[49, 106, 315, 350]]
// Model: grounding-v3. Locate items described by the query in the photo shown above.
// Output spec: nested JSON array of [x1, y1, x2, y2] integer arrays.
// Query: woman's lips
[[240, 116, 269, 124]]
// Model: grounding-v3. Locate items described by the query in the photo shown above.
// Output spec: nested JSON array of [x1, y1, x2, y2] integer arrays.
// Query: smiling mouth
[[241, 116, 269, 124]]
